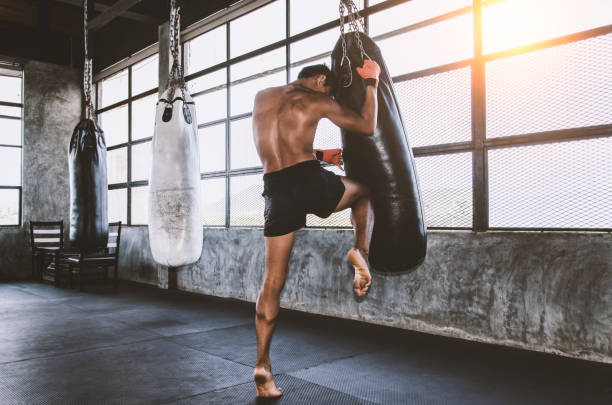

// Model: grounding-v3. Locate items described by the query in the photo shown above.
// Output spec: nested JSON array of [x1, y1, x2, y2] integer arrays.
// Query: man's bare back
[[253, 74, 377, 174], [252, 84, 324, 173]]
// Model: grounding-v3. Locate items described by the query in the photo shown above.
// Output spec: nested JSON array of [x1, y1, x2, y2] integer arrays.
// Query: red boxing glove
[[314, 148, 344, 171], [356, 59, 381, 88]]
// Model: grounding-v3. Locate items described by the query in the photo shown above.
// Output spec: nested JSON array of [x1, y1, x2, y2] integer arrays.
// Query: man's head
[[297, 64, 336, 95]]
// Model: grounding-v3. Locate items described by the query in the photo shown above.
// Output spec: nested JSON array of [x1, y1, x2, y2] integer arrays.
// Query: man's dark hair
[[298, 64, 336, 90]]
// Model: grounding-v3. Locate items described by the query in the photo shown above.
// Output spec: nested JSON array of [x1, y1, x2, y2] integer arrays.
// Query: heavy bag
[[331, 33, 427, 273], [68, 119, 108, 251], [148, 88, 202, 267]]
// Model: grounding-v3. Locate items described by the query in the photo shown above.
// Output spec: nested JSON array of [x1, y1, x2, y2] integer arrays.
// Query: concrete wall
[[118, 227, 611, 364], [0, 60, 81, 280]]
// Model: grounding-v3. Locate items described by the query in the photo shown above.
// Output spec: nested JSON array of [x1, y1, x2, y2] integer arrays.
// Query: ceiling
[[0, 0, 237, 73]]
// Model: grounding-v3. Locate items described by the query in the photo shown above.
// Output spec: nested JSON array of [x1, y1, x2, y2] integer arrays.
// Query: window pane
[[0, 105, 21, 117], [230, 1, 285, 58], [0, 189, 19, 225], [0, 76, 21, 103], [100, 69, 128, 108], [230, 174, 264, 226], [489, 138, 612, 229], [369, 0, 471, 37], [187, 68, 226, 95], [131, 94, 157, 141], [98, 105, 128, 147], [131, 186, 149, 225], [108, 188, 127, 223], [230, 71, 286, 116], [0, 147, 21, 186], [0, 118, 21, 146], [202, 177, 226, 226], [230, 117, 260, 169], [415, 152, 472, 228], [290, 28, 336, 65], [483, 0, 612, 54], [395, 67, 472, 147], [187, 25, 227, 74], [231, 48, 285, 82], [376, 14, 473, 77], [107, 147, 127, 184], [194, 88, 226, 124], [131, 141, 152, 182], [290, 0, 364, 35], [486, 34, 612, 138], [199, 123, 226, 173], [131, 54, 158, 95]]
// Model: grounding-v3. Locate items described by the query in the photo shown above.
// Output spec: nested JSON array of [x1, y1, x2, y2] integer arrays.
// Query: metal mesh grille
[[395, 67, 472, 147], [414, 152, 473, 228], [313, 118, 343, 150], [230, 174, 264, 226], [489, 137, 612, 229], [486, 33, 612, 138], [306, 165, 352, 228], [202, 177, 226, 226]]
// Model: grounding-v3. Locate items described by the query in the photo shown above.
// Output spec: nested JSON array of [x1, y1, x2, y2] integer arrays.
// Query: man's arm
[[318, 60, 381, 135]]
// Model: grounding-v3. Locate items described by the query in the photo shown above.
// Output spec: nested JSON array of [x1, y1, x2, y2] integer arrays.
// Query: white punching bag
[[148, 2, 202, 267]]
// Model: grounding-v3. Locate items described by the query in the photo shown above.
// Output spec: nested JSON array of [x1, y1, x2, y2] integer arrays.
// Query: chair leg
[[79, 264, 84, 291], [68, 263, 73, 289], [113, 264, 118, 289], [53, 254, 60, 288]]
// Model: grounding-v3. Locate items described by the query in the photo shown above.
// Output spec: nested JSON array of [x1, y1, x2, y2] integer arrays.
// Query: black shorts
[[262, 160, 346, 237]]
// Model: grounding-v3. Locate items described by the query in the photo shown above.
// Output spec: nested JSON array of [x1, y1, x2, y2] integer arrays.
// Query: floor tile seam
[[156, 378, 256, 405], [284, 369, 383, 405], [275, 373, 381, 405], [0, 335, 167, 366], [162, 337, 256, 370], [281, 347, 389, 376], [162, 321, 253, 339]]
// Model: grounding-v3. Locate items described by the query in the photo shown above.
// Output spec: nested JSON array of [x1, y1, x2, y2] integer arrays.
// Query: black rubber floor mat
[[165, 374, 377, 405]]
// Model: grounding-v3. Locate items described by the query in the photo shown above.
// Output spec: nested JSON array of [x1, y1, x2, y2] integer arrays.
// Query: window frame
[[0, 69, 23, 227], [94, 0, 612, 232], [97, 64, 158, 227]]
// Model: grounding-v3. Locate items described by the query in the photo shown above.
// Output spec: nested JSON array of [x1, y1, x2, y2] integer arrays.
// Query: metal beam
[[53, 0, 159, 25], [87, 0, 146, 31]]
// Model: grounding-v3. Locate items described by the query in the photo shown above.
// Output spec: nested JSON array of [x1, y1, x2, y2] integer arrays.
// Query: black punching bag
[[68, 119, 108, 251], [332, 33, 427, 273]]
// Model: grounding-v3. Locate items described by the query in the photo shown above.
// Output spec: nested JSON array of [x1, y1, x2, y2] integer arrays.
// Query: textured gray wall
[[118, 227, 611, 364], [0, 60, 81, 280]]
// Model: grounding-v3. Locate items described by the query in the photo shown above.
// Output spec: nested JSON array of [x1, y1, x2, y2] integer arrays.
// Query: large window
[[95, 0, 611, 231], [97, 54, 158, 225], [0, 70, 23, 226]]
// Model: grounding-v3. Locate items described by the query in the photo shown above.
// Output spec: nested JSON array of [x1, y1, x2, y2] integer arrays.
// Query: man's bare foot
[[254, 367, 283, 398], [347, 248, 372, 297]]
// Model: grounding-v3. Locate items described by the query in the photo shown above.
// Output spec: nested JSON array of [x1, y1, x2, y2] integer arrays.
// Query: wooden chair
[[30, 221, 64, 286], [67, 222, 122, 290]]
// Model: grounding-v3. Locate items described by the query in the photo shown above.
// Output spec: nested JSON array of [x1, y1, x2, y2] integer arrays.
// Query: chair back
[[107, 221, 122, 258], [30, 221, 64, 250]]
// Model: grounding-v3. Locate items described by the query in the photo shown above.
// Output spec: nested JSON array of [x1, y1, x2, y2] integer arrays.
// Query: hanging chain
[[339, 0, 369, 87], [168, 0, 185, 97], [83, 0, 95, 119]]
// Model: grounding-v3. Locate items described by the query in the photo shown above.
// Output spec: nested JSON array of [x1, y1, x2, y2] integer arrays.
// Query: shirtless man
[[251, 61, 381, 397]]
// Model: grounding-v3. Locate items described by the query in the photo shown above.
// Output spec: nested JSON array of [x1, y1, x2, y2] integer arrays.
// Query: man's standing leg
[[254, 232, 295, 397]]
